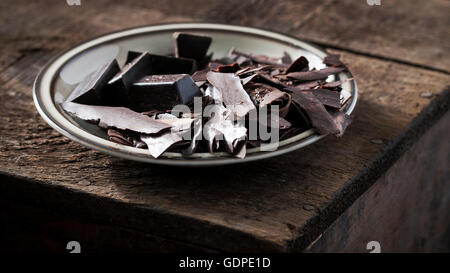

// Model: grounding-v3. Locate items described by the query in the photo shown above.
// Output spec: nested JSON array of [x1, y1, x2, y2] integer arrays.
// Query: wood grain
[[307, 111, 450, 252], [0, 0, 449, 252], [294, 0, 450, 73]]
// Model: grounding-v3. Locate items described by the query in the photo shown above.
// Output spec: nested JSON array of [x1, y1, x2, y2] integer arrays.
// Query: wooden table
[[1, 0, 449, 252]]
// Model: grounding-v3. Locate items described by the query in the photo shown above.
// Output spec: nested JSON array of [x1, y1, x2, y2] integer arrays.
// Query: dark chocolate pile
[[62, 32, 352, 159]]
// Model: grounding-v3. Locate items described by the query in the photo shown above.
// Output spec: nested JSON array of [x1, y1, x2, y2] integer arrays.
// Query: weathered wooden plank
[[307, 110, 450, 253], [294, 0, 450, 73]]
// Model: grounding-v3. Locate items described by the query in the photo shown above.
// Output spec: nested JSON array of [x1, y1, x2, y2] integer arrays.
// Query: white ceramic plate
[[33, 23, 358, 166]]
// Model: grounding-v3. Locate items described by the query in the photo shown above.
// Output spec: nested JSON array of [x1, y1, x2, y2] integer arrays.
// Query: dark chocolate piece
[[285, 56, 309, 74], [206, 71, 256, 118], [203, 104, 247, 153], [129, 74, 201, 111], [236, 65, 272, 76], [107, 52, 155, 103], [286, 66, 346, 82], [294, 89, 341, 109], [109, 52, 196, 93], [321, 80, 343, 89], [174, 32, 212, 65], [62, 102, 171, 134], [66, 60, 120, 105], [281, 51, 293, 64], [146, 53, 197, 75]]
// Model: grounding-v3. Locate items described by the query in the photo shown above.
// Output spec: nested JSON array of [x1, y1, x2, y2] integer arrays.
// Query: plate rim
[[33, 22, 358, 166]]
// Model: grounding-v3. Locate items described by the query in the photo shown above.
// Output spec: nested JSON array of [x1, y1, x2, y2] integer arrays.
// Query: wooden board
[[308, 110, 450, 252], [0, 0, 449, 252]]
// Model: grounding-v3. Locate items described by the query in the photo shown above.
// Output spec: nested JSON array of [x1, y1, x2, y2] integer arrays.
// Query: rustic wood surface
[[0, 0, 449, 252]]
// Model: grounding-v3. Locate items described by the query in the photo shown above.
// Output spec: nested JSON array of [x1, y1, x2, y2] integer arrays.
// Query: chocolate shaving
[[323, 54, 344, 67], [294, 89, 341, 109], [183, 118, 202, 155], [203, 104, 247, 153], [174, 32, 212, 65], [62, 36, 354, 160], [66, 60, 120, 105]]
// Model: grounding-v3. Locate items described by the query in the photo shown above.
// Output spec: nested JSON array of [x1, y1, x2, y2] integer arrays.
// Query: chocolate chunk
[[254, 73, 290, 90], [231, 49, 288, 68], [174, 32, 212, 65], [286, 66, 346, 82], [129, 74, 201, 112], [126, 51, 143, 64], [287, 80, 323, 91], [66, 60, 120, 105], [321, 80, 343, 89], [62, 101, 171, 134], [146, 53, 197, 75], [285, 56, 309, 74], [206, 72, 256, 118]]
